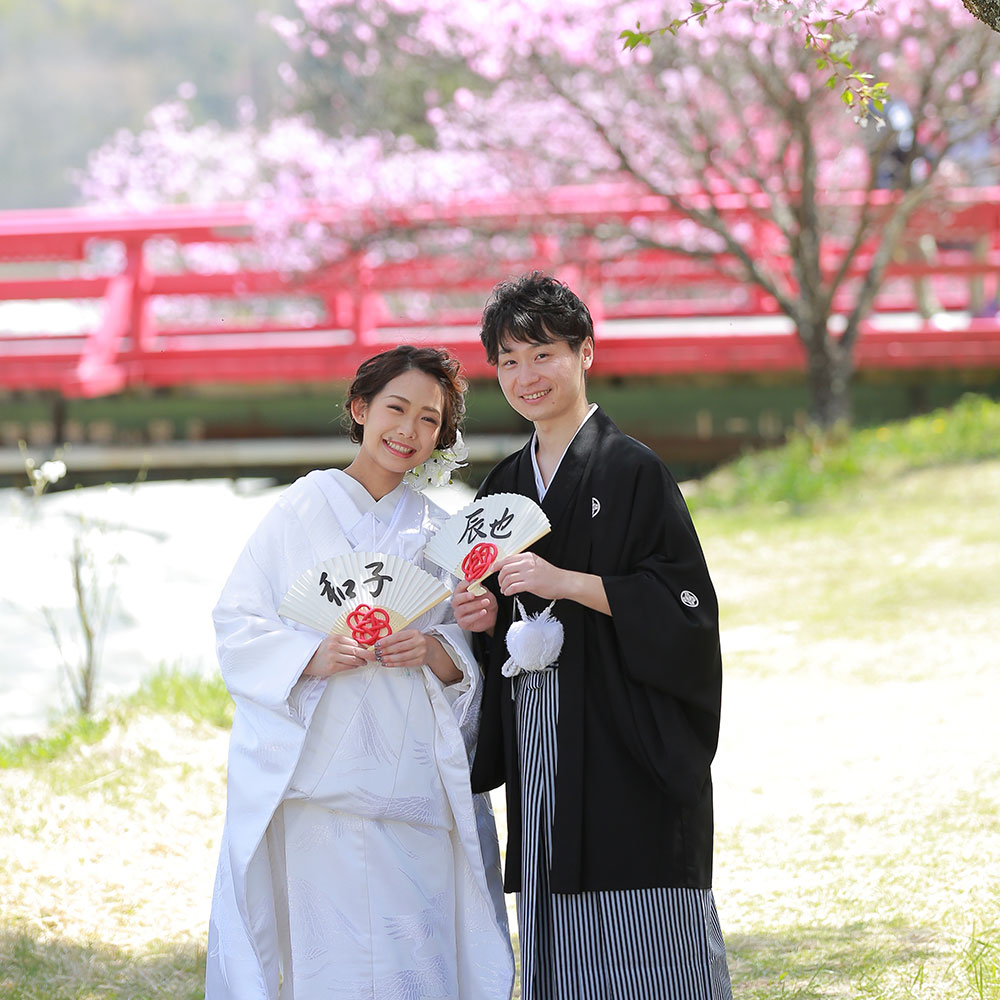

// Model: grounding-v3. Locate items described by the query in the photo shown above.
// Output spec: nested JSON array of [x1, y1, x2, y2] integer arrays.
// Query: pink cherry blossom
[[78, 0, 1000, 426]]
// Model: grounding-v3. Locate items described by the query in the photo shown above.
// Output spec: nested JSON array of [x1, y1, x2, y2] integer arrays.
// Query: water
[[0, 477, 474, 738]]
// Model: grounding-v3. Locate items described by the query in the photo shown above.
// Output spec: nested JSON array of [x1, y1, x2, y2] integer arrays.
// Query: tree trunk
[[799, 322, 853, 429]]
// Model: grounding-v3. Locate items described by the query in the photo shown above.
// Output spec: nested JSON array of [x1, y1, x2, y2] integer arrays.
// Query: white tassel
[[501, 599, 564, 677]]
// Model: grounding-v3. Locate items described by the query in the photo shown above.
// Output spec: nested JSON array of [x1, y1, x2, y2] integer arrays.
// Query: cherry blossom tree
[[621, 0, 890, 117], [82, 0, 1000, 427], [957, 0, 1000, 31], [297, 0, 1000, 426]]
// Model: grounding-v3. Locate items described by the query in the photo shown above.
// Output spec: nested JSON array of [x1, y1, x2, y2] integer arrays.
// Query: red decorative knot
[[462, 542, 498, 582], [346, 604, 392, 646]]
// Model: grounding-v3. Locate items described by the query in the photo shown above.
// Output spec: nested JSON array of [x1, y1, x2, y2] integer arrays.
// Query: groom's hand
[[495, 552, 565, 600]]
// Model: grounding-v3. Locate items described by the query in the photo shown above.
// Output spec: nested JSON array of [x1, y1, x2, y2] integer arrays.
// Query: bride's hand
[[373, 630, 462, 684], [371, 629, 430, 669], [302, 634, 369, 677]]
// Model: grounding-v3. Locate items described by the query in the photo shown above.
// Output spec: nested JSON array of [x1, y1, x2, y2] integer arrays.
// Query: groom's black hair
[[480, 271, 594, 366]]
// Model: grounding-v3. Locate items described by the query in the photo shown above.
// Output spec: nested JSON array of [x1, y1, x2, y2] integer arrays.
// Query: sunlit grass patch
[[0, 924, 206, 1000], [715, 671, 1000, 998], [122, 664, 233, 729], [2, 716, 180, 811], [0, 697, 228, 988], [701, 459, 1000, 682], [690, 392, 1000, 511]]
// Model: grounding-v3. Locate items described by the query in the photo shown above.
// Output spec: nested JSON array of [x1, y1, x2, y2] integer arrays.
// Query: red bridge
[[2, 185, 1000, 399]]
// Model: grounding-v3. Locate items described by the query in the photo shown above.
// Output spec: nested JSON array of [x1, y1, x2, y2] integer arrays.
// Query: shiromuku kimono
[[471, 406, 732, 1000], [206, 468, 514, 1000]]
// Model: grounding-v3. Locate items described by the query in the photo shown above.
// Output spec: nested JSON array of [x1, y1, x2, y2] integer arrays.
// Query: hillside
[[0, 0, 295, 209]]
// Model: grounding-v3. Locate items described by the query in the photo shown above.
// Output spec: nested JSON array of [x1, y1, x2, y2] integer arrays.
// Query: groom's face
[[495, 336, 593, 425]]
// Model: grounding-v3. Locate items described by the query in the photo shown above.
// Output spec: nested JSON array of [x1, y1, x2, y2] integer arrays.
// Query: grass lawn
[[705, 459, 1000, 999], [1, 416, 998, 997]]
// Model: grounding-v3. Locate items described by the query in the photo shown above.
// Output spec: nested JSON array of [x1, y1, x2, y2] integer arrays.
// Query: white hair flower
[[404, 430, 468, 491]]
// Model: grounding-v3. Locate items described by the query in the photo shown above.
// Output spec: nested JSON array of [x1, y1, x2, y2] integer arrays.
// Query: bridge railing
[[2, 185, 1000, 397]]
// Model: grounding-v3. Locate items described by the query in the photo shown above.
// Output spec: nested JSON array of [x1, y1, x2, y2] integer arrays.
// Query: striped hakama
[[514, 669, 732, 1000]]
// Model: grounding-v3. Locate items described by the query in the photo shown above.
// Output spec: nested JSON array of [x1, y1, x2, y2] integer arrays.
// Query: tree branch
[[541, 64, 800, 318]]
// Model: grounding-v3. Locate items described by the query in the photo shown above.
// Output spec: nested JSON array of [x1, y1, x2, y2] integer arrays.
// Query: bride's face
[[351, 369, 445, 476]]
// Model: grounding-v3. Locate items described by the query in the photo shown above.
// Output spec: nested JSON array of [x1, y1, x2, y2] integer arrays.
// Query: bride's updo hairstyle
[[345, 345, 467, 449]]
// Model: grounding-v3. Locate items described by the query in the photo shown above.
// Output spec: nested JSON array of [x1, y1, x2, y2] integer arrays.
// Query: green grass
[[0, 925, 207, 1000], [690, 392, 1000, 510], [960, 931, 1000, 1000], [722, 923, 1000, 1000], [0, 715, 110, 769], [121, 665, 234, 729], [0, 667, 233, 771]]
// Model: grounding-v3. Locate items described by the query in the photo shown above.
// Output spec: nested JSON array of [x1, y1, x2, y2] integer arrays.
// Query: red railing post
[[581, 235, 604, 332], [2, 189, 1000, 395], [127, 237, 155, 356], [61, 239, 152, 396], [353, 255, 378, 348]]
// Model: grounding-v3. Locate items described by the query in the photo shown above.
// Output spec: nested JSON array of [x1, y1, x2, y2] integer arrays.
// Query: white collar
[[330, 468, 406, 522], [530, 403, 598, 500]]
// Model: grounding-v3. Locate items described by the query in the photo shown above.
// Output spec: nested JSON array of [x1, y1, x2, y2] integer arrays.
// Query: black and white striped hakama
[[514, 669, 733, 1000]]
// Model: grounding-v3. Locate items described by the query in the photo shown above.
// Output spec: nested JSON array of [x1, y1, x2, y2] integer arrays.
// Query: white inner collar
[[330, 468, 406, 521], [530, 403, 598, 500]]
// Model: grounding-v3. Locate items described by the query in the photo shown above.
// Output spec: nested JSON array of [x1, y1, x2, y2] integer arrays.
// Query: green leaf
[[842, 89, 855, 105], [618, 28, 652, 49]]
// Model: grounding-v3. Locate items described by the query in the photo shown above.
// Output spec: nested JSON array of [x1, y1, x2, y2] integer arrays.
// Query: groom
[[452, 272, 732, 1000]]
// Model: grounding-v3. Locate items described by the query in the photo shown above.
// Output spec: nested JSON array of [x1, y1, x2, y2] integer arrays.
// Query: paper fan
[[278, 551, 450, 645], [423, 493, 550, 592]]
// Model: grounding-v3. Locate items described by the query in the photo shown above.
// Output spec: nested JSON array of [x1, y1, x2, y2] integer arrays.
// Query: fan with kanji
[[278, 551, 450, 645], [423, 493, 550, 594]]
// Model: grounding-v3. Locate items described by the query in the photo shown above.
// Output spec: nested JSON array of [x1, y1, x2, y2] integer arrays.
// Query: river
[[0, 477, 474, 739]]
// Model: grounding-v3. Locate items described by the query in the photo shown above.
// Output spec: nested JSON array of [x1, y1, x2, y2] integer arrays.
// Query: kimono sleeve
[[601, 457, 722, 718], [213, 500, 324, 713], [597, 458, 722, 802]]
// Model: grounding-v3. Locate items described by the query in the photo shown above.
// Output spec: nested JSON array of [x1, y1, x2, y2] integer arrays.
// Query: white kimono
[[206, 469, 514, 1000]]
